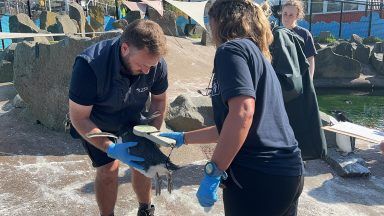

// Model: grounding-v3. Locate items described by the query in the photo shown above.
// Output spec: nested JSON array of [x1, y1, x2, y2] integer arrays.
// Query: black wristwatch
[[204, 161, 228, 180]]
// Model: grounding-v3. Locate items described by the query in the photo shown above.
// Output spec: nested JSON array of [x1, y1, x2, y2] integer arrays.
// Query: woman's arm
[[211, 96, 255, 171], [307, 56, 315, 80], [184, 126, 219, 145]]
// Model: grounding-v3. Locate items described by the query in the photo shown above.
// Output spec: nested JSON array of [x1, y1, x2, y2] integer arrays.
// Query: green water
[[316, 89, 384, 130]]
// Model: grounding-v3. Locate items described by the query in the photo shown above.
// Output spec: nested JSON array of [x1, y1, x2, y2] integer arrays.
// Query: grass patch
[[363, 36, 383, 44], [314, 35, 337, 44]]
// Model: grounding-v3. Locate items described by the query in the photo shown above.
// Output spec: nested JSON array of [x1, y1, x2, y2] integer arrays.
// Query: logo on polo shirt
[[136, 87, 149, 93], [211, 77, 220, 96]]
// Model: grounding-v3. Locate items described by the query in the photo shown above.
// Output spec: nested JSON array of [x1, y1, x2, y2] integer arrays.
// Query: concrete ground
[[1, 35, 384, 215], [1, 82, 384, 216]]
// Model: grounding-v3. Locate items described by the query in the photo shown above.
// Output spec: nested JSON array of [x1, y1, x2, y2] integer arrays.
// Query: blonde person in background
[[282, 0, 317, 79], [160, 0, 304, 215]]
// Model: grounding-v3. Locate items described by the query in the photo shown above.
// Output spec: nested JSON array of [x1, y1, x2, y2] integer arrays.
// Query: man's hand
[[158, 132, 185, 148], [196, 174, 221, 208], [106, 142, 145, 170]]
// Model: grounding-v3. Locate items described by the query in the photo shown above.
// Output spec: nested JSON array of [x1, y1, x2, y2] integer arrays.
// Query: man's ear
[[121, 43, 130, 56]]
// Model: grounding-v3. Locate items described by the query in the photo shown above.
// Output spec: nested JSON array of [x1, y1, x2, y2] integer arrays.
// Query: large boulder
[[350, 34, 363, 45], [370, 53, 384, 75], [69, 3, 86, 36], [9, 13, 49, 44], [354, 44, 371, 65], [12, 32, 121, 131], [85, 21, 96, 38], [332, 41, 354, 58], [0, 61, 13, 82], [148, 8, 178, 36], [89, 6, 105, 32], [47, 15, 78, 41], [201, 30, 212, 46], [373, 42, 384, 53], [315, 47, 361, 79], [125, 11, 141, 23], [0, 43, 17, 82], [9, 13, 40, 33], [39, 11, 57, 30], [165, 94, 214, 131]]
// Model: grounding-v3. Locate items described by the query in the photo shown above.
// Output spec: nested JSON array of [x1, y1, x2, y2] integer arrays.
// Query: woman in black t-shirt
[[160, 0, 304, 215]]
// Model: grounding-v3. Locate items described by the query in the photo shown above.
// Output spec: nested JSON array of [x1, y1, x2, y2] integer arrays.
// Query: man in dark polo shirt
[[68, 20, 168, 216]]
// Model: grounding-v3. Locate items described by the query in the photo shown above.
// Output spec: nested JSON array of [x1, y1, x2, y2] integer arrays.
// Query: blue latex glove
[[158, 132, 185, 148], [106, 142, 145, 170], [196, 174, 221, 208]]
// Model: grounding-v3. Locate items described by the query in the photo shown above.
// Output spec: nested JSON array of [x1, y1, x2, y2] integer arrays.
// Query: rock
[[314, 42, 323, 50], [148, 8, 178, 36], [12, 32, 121, 131], [350, 34, 363, 45], [9, 13, 40, 33], [89, 6, 105, 32], [184, 23, 196, 36], [9, 13, 49, 44], [39, 11, 58, 30], [0, 61, 13, 82], [12, 94, 27, 108], [373, 42, 384, 53], [125, 11, 141, 24], [85, 21, 95, 38], [71, 19, 80, 33], [47, 15, 78, 41], [165, 94, 214, 131], [112, 19, 128, 30], [315, 47, 361, 79], [69, 2, 86, 36], [370, 53, 384, 75], [325, 148, 370, 177], [332, 41, 354, 58], [201, 30, 212, 46], [354, 44, 371, 65]]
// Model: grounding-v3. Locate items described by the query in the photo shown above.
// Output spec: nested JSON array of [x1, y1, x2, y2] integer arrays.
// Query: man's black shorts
[[81, 139, 115, 168]]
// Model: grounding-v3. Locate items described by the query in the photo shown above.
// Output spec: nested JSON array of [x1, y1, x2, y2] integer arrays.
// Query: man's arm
[[69, 99, 113, 152], [307, 56, 315, 80], [148, 92, 167, 130]]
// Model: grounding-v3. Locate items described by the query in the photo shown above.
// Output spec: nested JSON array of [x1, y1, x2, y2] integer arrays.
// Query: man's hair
[[208, 0, 273, 61], [283, 0, 305, 20], [121, 19, 167, 56]]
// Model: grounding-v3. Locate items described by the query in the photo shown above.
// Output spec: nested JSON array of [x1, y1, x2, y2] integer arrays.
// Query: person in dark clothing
[[270, 24, 327, 161], [69, 20, 168, 216], [282, 0, 317, 79], [159, 1, 304, 215]]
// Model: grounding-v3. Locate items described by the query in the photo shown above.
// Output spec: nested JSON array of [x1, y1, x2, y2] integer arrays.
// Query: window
[[327, 1, 341, 12], [311, 0, 324, 13], [343, 3, 358, 11]]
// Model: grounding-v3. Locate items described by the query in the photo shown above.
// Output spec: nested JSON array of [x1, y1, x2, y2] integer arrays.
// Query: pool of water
[[316, 89, 384, 130]]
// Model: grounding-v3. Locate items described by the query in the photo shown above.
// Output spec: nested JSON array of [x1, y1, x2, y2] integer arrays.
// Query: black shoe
[[137, 205, 155, 216]]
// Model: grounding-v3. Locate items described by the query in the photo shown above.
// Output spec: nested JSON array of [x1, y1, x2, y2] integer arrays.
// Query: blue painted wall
[[0, 16, 12, 50], [273, 12, 384, 39]]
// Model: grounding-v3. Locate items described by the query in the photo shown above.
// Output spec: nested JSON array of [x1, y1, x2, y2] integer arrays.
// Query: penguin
[[331, 110, 352, 123], [122, 129, 179, 195], [330, 110, 355, 155]]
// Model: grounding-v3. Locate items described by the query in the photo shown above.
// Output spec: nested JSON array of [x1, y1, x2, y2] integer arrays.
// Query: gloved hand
[[107, 142, 145, 170], [196, 174, 221, 208], [158, 132, 185, 148]]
